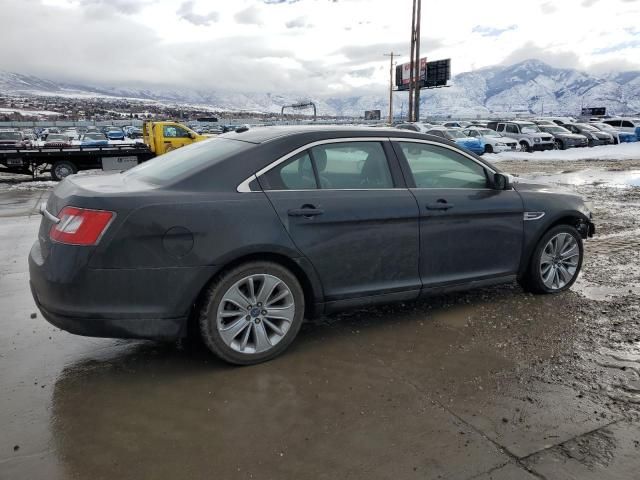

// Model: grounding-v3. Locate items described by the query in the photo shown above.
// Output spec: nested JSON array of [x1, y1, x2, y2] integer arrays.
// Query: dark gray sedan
[[539, 125, 588, 149], [29, 127, 594, 364]]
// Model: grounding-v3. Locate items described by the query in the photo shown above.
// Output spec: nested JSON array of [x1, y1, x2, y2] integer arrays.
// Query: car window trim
[[237, 137, 402, 192]]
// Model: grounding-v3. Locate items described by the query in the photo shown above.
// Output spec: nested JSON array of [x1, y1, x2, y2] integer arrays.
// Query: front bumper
[[532, 143, 554, 151], [29, 240, 217, 340]]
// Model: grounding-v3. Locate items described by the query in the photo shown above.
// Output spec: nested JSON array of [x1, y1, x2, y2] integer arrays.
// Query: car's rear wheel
[[520, 225, 583, 294], [199, 261, 305, 365], [51, 160, 77, 181]]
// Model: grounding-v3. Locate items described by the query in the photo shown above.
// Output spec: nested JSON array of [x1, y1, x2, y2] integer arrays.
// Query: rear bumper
[[29, 240, 217, 340], [532, 143, 554, 151], [31, 285, 185, 339]]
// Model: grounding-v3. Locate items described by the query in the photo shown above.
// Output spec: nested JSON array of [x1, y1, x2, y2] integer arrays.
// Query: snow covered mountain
[[1, 59, 639, 117]]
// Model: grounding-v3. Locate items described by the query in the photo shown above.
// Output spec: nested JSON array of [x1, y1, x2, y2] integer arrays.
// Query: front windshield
[[446, 130, 467, 139], [478, 129, 500, 136], [578, 124, 598, 132], [84, 134, 106, 140], [520, 124, 541, 133], [124, 137, 251, 185], [543, 126, 569, 133], [594, 123, 614, 131], [0, 132, 22, 140], [47, 134, 66, 140]]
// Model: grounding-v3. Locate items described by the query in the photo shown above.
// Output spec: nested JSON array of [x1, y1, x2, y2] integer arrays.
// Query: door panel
[[412, 188, 523, 286], [265, 190, 420, 301], [393, 140, 524, 287]]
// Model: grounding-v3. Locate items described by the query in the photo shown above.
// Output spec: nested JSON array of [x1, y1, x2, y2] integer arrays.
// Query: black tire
[[519, 224, 584, 294], [519, 141, 531, 153], [554, 139, 564, 150], [484, 144, 493, 154], [199, 261, 305, 365], [51, 161, 77, 181]]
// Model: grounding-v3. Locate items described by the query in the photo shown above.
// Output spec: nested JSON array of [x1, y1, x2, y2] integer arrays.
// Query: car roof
[[217, 125, 442, 144]]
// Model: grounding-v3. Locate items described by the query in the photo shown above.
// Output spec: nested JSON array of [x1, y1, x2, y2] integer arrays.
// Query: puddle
[[523, 169, 640, 188]]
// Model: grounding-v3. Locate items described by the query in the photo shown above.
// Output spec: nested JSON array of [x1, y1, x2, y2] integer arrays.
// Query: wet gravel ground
[[1, 160, 640, 479]]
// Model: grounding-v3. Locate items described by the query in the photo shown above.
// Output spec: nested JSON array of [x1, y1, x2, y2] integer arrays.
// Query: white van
[[601, 118, 640, 136]]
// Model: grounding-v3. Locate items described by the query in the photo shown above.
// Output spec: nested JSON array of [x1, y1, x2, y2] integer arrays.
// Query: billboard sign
[[364, 110, 381, 120], [396, 58, 451, 90], [581, 107, 606, 116]]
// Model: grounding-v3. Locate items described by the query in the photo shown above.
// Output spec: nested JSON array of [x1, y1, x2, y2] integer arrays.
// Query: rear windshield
[[124, 137, 251, 185]]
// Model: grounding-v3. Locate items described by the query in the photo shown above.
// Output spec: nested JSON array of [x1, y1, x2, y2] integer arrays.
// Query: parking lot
[[1, 148, 640, 479]]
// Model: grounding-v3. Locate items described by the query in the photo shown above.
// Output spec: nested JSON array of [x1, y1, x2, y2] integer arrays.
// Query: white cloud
[[1, 0, 639, 95]]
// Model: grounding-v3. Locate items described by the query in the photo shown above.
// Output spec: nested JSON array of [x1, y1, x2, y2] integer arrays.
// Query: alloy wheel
[[539, 233, 580, 290], [216, 274, 295, 354]]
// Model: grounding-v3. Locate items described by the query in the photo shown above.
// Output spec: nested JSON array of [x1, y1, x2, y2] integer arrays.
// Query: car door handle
[[288, 207, 325, 217], [426, 202, 454, 211]]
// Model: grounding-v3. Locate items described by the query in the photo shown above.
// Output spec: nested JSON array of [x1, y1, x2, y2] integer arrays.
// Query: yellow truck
[[142, 121, 208, 155]]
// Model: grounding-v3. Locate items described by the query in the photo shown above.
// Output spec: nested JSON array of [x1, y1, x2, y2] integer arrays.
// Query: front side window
[[399, 142, 488, 189], [309, 142, 393, 189], [621, 121, 634, 128], [163, 125, 191, 138]]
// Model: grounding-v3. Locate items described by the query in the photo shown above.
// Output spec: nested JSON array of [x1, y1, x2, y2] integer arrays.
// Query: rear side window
[[124, 138, 249, 185], [260, 151, 317, 190], [506, 124, 519, 134], [399, 142, 488, 189], [621, 121, 635, 128], [310, 142, 393, 189]]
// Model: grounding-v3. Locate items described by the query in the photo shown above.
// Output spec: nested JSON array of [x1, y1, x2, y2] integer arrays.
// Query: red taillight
[[49, 207, 114, 246]]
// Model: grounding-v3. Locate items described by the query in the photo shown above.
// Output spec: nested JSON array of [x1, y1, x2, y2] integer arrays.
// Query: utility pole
[[408, 0, 417, 122], [413, 0, 422, 121], [384, 52, 401, 124]]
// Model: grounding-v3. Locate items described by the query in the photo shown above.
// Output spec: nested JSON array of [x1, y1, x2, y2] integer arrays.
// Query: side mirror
[[189, 132, 196, 139], [493, 173, 511, 190]]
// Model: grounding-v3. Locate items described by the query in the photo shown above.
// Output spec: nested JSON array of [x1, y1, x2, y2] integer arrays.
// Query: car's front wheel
[[519, 141, 531, 153], [520, 225, 583, 294], [199, 261, 305, 365]]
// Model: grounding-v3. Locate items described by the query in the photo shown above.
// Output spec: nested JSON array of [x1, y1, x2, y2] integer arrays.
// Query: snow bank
[[485, 142, 640, 162]]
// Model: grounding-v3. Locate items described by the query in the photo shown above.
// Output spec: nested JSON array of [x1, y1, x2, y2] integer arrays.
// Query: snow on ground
[[485, 142, 640, 163], [0, 107, 60, 116]]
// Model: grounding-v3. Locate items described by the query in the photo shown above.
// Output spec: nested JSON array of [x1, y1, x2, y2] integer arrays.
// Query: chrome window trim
[[236, 137, 399, 193]]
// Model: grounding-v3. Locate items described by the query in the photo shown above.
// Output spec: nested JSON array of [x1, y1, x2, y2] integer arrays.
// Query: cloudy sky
[[1, 0, 639, 95]]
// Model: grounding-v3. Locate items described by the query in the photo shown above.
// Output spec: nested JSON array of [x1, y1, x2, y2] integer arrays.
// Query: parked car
[[462, 127, 518, 153], [601, 118, 640, 139], [106, 127, 125, 141], [30, 126, 595, 364], [425, 127, 485, 155], [589, 122, 638, 144], [486, 121, 554, 152], [0, 130, 32, 149], [539, 117, 576, 126], [395, 122, 435, 133], [443, 121, 472, 128], [43, 134, 72, 148], [79, 133, 109, 147], [563, 123, 614, 146], [63, 129, 79, 140], [538, 125, 588, 150]]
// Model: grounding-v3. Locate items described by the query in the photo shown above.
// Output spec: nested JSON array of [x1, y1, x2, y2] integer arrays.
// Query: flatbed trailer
[[0, 144, 156, 180]]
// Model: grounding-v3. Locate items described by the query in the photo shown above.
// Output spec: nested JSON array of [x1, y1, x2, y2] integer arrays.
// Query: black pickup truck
[[0, 144, 155, 180]]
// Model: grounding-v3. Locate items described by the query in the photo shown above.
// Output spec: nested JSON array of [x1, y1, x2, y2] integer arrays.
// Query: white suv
[[601, 118, 640, 137], [487, 121, 555, 152]]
